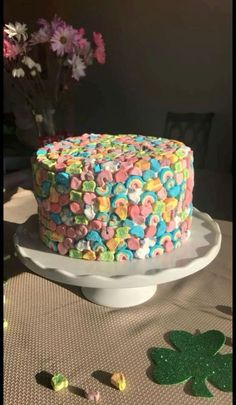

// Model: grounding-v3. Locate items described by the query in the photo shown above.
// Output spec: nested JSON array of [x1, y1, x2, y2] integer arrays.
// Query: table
[[4, 188, 232, 405]]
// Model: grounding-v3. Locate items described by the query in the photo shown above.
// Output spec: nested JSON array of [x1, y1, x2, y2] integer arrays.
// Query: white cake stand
[[13, 208, 221, 308]]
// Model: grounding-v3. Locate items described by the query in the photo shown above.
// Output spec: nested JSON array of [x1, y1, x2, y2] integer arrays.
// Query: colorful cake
[[32, 134, 194, 261]]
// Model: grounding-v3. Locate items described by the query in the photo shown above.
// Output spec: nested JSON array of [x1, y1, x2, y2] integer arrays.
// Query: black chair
[[163, 112, 214, 169]]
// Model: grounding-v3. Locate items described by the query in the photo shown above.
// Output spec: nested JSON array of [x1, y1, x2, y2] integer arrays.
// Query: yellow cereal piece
[[48, 152, 59, 160], [135, 159, 150, 170], [168, 154, 178, 164], [4, 319, 8, 329], [144, 178, 162, 192], [106, 238, 122, 251], [164, 197, 178, 211], [111, 372, 126, 391], [97, 196, 110, 212], [115, 206, 128, 220], [50, 188, 59, 203], [66, 158, 81, 166], [51, 232, 64, 242], [162, 211, 171, 222], [83, 251, 96, 260], [51, 374, 68, 392]]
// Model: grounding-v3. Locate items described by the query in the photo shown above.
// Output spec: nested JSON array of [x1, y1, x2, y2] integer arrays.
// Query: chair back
[[163, 112, 214, 169]]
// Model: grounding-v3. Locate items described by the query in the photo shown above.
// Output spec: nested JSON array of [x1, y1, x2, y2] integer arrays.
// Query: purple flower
[[51, 25, 80, 56]]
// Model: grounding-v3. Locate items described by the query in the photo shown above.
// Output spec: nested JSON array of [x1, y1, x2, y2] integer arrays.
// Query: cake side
[[32, 134, 194, 261]]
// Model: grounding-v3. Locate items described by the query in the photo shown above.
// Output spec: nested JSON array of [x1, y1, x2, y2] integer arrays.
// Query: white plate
[[14, 208, 221, 307]]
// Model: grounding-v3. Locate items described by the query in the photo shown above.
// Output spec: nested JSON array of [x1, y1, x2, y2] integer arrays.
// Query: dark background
[[4, 0, 232, 173]]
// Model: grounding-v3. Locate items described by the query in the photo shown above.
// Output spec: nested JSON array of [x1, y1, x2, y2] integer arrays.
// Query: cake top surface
[[35, 134, 191, 174]]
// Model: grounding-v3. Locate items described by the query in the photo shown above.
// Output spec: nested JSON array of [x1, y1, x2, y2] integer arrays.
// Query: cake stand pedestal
[[14, 208, 221, 308]]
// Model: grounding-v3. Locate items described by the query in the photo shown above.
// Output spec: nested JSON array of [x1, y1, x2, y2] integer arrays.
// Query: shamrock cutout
[[151, 330, 232, 398]]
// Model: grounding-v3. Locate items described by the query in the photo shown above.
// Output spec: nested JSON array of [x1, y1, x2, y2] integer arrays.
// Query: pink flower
[[51, 25, 80, 56], [51, 14, 65, 32], [93, 32, 105, 64], [3, 39, 20, 59]]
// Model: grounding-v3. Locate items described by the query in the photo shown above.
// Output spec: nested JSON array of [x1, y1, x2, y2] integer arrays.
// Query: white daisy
[[68, 54, 86, 81], [12, 68, 25, 78], [4, 22, 28, 42]]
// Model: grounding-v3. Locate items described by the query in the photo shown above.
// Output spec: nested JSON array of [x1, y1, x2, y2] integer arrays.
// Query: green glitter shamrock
[[151, 330, 232, 398]]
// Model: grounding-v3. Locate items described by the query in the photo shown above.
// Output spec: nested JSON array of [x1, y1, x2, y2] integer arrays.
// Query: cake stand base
[[81, 285, 157, 308], [14, 208, 222, 308]]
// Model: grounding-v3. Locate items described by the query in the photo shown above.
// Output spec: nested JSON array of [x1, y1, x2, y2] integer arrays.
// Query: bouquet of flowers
[[3, 15, 105, 144]]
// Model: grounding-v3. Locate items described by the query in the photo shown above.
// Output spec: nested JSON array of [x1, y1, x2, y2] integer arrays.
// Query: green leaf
[[191, 377, 213, 398], [150, 330, 232, 398], [169, 331, 193, 352], [208, 354, 232, 392], [171, 330, 225, 356], [151, 348, 190, 385]]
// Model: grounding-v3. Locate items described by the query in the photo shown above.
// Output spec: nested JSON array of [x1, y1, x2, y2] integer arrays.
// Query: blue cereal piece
[[129, 225, 144, 238], [37, 148, 47, 156], [116, 248, 134, 261], [41, 180, 51, 195], [94, 163, 101, 173], [111, 194, 128, 208], [156, 221, 166, 237], [55, 172, 70, 187], [150, 158, 161, 172], [123, 219, 135, 228], [86, 230, 102, 243], [168, 185, 181, 198], [143, 169, 156, 181], [50, 213, 62, 225]]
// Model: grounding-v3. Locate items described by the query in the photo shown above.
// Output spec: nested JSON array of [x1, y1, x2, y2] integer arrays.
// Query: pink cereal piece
[[128, 167, 142, 176], [71, 176, 82, 190], [48, 221, 57, 231], [114, 169, 128, 183], [70, 202, 82, 214], [186, 176, 194, 191], [57, 156, 67, 164], [59, 194, 70, 206], [157, 187, 167, 200], [58, 242, 68, 255], [76, 225, 88, 238], [56, 225, 67, 236], [165, 240, 174, 253], [134, 215, 145, 225], [140, 203, 152, 216], [128, 205, 140, 220], [50, 203, 61, 213], [67, 227, 76, 238], [89, 220, 102, 231], [181, 221, 188, 232], [145, 225, 156, 238], [42, 199, 51, 211], [64, 237, 74, 249], [175, 172, 184, 185], [160, 159, 170, 167], [166, 220, 176, 232], [55, 162, 66, 171], [101, 227, 115, 240], [127, 237, 140, 250], [97, 170, 113, 187], [120, 161, 133, 171], [83, 192, 97, 205]]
